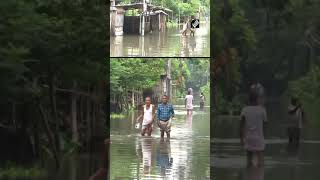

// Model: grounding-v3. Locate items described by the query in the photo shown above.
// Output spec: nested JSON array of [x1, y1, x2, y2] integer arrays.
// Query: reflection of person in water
[[141, 137, 153, 176], [157, 139, 173, 176], [244, 166, 264, 180], [180, 35, 190, 57], [187, 113, 193, 129]]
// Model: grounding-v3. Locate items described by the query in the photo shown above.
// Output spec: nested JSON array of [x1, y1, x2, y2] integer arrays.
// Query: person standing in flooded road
[[157, 95, 175, 139], [136, 97, 156, 136], [185, 90, 194, 115], [200, 92, 205, 111], [240, 92, 268, 167], [287, 97, 306, 147]]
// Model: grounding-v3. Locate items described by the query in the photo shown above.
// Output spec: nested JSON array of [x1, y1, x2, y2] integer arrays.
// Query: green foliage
[[110, 113, 126, 119], [167, 21, 179, 28], [200, 81, 210, 105], [110, 59, 165, 95], [185, 59, 210, 92], [214, 0, 320, 114], [288, 66, 320, 103], [0, 0, 107, 167], [151, 0, 209, 17], [0, 164, 47, 179]]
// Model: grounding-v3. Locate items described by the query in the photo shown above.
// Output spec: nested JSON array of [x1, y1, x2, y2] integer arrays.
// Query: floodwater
[[110, 22, 210, 57], [212, 101, 320, 180], [110, 100, 210, 180], [12, 141, 105, 180]]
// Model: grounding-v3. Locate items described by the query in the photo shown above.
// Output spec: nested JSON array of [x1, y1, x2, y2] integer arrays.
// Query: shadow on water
[[212, 101, 320, 180], [110, 22, 210, 57], [110, 104, 210, 179]]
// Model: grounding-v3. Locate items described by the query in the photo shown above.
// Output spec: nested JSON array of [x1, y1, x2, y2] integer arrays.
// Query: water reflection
[[186, 114, 193, 129], [110, 22, 210, 57], [157, 139, 173, 177], [243, 167, 264, 180], [140, 137, 153, 176]]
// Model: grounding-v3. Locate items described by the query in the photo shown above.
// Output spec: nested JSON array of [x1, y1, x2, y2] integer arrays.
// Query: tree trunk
[[86, 96, 91, 151], [49, 73, 60, 152], [132, 89, 135, 108], [223, 0, 233, 100], [12, 102, 16, 130], [71, 82, 79, 143], [38, 101, 60, 168]]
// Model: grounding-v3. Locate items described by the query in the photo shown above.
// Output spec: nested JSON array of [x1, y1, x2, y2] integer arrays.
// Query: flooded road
[[110, 22, 210, 57], [212, 101, 320, 180], [110, 101, 210, 179]]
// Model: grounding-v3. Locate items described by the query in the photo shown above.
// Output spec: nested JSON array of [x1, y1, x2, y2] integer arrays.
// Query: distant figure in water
[[200, 92, 205, 111], [287, 97, 306, 147], [136, 97, 156, 136], [157, 95, 175, 139], [240, 92, 268, 167], [189, 16, 196, 36], [185, 90, 194, 115], [181, 20, 188, 36]]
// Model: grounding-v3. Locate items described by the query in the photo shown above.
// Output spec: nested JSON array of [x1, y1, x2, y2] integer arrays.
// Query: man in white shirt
[[136, 97, 156, 136]]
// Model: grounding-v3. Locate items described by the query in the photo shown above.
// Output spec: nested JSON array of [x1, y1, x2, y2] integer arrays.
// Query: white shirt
[[142, 105, 153, 125]]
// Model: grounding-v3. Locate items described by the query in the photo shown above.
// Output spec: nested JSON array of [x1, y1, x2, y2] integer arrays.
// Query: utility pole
[[178, 8, 180, 26], [166, 59, 172, 101], [141, 0, 146, 36]]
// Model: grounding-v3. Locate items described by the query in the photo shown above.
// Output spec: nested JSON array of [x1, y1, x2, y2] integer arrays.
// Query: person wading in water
[[287, 97, 306, 147], [157, 95, 175, 139], [185, 89, 194, 115], [200, 92, 205, 111], [240, 92, 268, 167], [136, 97, 156, 136]]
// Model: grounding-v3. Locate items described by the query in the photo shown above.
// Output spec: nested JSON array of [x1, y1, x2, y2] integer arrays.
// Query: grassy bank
[[0, 164, 47, 179], [167, 21, 179, 28], [110, 113, 126, 119]]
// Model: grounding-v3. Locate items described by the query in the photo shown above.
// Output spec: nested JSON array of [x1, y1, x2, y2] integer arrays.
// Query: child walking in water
[[240, 92, 268, 167], [185, 90, 194, 115], [136, 97, 156, 136]]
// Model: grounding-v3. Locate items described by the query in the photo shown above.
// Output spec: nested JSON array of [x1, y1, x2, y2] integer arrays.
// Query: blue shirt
[[157, 103, 174, 121]]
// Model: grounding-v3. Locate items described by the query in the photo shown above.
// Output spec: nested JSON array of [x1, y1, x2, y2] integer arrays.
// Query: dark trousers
[[287, 127, 301, 144]]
